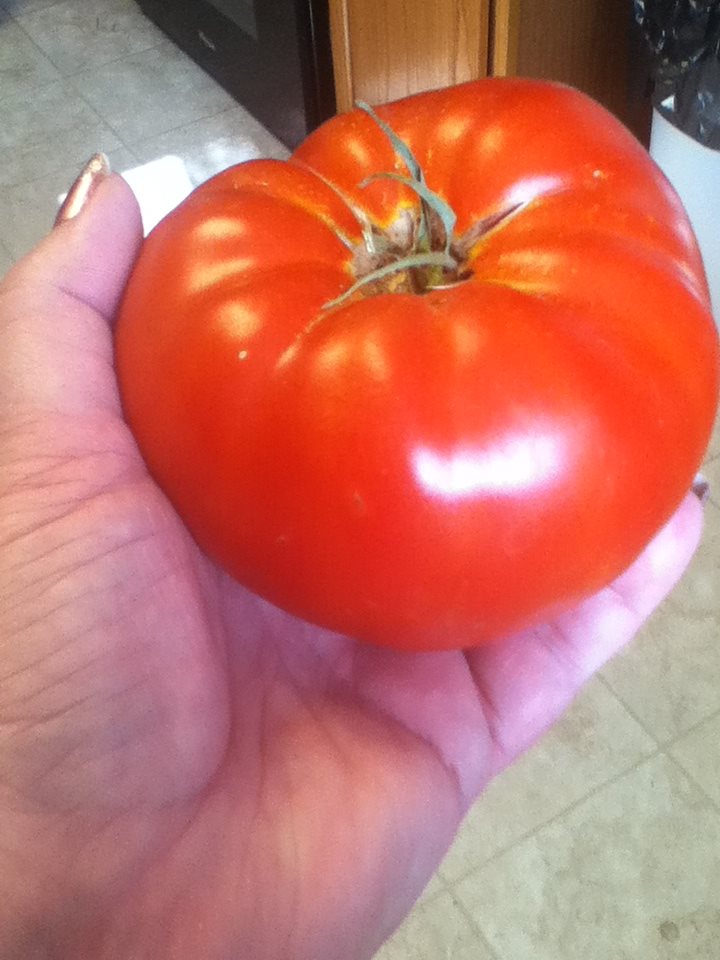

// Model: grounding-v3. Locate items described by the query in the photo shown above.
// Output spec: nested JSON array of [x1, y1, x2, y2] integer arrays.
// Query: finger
[[0, 171, 143, 417], [9, 167, 142, 322], [465, 492, 704, 775]]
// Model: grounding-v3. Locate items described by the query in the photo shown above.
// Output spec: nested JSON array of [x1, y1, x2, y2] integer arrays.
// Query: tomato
[[115, 78, 719, 651]]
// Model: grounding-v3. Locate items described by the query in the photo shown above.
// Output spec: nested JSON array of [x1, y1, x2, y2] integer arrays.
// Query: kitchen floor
[[2, 1, 719, 957]]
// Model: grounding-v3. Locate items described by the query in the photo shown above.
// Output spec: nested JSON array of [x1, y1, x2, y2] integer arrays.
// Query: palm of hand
[[1, 388, 493, 958], [0, 177, 701, 960]]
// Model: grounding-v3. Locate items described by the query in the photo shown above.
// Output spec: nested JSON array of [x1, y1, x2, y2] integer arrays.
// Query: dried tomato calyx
[[322, 103, 525, 309]]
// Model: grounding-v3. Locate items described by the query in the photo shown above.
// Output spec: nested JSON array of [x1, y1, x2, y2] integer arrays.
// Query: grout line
[[598, 670, 720, 768], [54, 30, 209, 84], [0, 17, 59, 107], [452, 749, 720, 960], [596, 673, 665, 749], [449, 891, 503, 960], [0, 140, 126, 192], [8, 5, 71, 80], [663, 747, 720, 819], [3, 12, 279, 170], [441, 746, 663, 888], [3, 0, 64, 18], [661, 599, 720, 636], [54, 34, 168, 78], [125, 102, 277, 154], [120, 105, 249, 152], [61, 72, 142, 167], [0, 73, 127, 191], [661, 702, 720, 750], [89, 93, 284, 160], [59, 46, 239, 153], [10, 2, 167, 80]]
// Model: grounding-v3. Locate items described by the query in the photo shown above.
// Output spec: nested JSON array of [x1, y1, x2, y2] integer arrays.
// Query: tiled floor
[[0, 0, 287, 259], [2, 2, 719, 958]]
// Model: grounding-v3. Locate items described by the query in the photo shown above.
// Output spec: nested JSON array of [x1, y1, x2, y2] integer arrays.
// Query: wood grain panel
[[329, 0, 490, 111], [491, 0, 641, 132], [489, 0, 520, 75]]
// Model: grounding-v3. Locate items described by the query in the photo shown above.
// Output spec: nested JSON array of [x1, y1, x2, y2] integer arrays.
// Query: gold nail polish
[[54, 153, 111, 226]]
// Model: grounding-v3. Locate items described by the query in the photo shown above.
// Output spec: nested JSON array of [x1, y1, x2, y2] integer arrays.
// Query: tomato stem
[[292, 159, 382, 254], [356, 100, 424, 183], [322, 102, 519, 307], [360, 172, 457, 258], [324, 252, 456, 309], [356, 101, 460, 268]]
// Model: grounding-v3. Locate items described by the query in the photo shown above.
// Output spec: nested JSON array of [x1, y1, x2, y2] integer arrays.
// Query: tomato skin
[[116, 77, 719, 651]]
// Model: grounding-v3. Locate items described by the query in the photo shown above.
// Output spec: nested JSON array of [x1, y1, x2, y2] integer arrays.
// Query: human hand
[[0, 168, 704, 960]]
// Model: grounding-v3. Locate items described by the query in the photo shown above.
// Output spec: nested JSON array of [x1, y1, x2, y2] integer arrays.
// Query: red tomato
[[115, 78, 719, 651]]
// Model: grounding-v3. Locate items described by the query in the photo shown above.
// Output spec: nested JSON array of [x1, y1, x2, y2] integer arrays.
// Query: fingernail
[[54, 153, 111, 226], [692, 472, 710, 504]]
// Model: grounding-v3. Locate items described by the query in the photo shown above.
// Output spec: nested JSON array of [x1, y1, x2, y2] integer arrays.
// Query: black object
[[635, 0, 720, 147], [136, 0, 336, 149]]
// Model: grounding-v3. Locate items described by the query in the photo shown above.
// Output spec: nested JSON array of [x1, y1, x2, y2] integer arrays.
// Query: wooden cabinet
[[329, 0, 490, 109], [329, 0, 650, 141]]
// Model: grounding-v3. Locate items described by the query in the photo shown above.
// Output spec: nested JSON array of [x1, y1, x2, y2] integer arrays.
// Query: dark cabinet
[[137, 0, 336, 148]]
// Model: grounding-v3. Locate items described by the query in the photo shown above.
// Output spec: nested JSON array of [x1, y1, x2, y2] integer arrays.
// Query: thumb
[[0, 161, 143, 417]]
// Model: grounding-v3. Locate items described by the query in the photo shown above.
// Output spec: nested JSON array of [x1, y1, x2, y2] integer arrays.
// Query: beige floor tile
[[1, 0, 63, 14], [0, 12, 60, 101], [17, 0, 163, 77], [439, 677, 655, 883], [0, 240, 13, 278], [0, 146, 136, 260], [666, 494, 720, 618], [0, 79, 122, 188], [669, 710, 720, 806], [416, 871, 446, 906], [603, 608, 720, 743], [705, 406, 720, 461], [68, 39, 235, 146], [131, 106, 289, 188], [454, 754, 720, 960], [702, 453, 720, 509], [602, 501, 720, 742], [374, 891, 496, 960], [699, 403, 720, 503]]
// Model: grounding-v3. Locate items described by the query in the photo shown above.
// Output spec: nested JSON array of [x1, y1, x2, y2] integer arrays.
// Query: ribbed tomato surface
[[116, 78, 719, 650]]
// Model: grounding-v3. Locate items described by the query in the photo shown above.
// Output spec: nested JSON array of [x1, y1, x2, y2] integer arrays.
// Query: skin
[[0, 174, 704, 959]]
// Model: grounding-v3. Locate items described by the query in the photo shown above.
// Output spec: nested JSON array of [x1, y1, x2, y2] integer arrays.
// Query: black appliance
[[136, 0, 336, 148]]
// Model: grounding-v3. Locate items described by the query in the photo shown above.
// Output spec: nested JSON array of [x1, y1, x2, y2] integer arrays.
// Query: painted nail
[[54, 153, 111, 226], [692, 472, 710, 504]]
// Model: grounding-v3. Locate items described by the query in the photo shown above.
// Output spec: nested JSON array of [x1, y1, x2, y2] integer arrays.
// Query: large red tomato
[[115, 78, 719, 651]]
